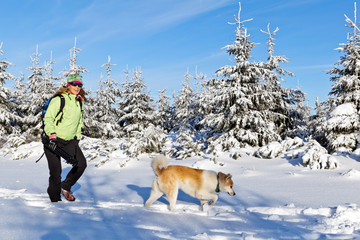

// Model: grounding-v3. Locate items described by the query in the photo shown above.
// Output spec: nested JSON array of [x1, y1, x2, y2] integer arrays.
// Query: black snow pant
[[44, 138, 87, 202]]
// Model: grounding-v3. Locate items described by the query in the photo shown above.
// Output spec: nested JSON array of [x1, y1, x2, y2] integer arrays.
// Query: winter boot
[[61, 188, 76, 201]]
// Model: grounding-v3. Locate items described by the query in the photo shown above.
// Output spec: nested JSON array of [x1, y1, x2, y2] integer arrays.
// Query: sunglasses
[[69, 82, 83, 88]]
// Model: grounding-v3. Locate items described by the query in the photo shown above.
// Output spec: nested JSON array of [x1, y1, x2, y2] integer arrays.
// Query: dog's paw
[[208, 200, 215, 206], [202, 203, 210, 212]]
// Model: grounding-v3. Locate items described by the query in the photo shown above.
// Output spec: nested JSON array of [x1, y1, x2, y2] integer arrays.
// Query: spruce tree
[[43, 51, 60, 91], [60, 38, 88, 85], [68, 38, 87, 76], [157, 88, 173, 133], [312, 3, 360, 153], [201, 4, 269, 153], [260, 24, 308, 139], [200, 4, 306, 157], [119, 69, 164, 156], [0, 42, 18, 137], [173, 71, 195, 132], [172, 71, 202, 159], [84, 57, 122, 138], [21, 45, 48, 137]]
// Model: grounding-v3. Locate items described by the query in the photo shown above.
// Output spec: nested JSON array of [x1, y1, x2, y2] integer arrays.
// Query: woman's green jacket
[[44, 92, 83, 141]]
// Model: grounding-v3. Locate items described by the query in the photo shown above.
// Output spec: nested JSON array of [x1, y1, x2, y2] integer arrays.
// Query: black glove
[[48, 134, 57, 151]]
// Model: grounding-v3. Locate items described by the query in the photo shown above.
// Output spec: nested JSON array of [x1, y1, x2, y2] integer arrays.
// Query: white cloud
[[69, 0, 233, 45]]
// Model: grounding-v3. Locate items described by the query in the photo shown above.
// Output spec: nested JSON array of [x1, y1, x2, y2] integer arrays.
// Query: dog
[[145, 155, 236, 210]]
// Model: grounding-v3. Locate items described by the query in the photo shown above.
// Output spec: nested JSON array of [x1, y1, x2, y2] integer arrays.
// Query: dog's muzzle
[[228, 191, 236, 196]]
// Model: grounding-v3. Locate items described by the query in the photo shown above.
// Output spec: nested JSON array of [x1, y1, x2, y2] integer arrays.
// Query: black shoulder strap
[[55, 95, 66, 125], [77, 97, 84, 117], [79, 99, 83, 111]]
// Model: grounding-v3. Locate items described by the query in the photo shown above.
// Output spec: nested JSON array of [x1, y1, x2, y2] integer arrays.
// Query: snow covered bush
[[8, 135, 27, 148], [123, 124, 166, 157], [80, 137, 123, 167], [167, 130, 204, 160], [326, 103, 359, 153], [254, 141, 283, 159], [253, 137, 339, 170], [300, 140, 338, 170], [0, 133, 42, 160], [254, 137, 304, 159], [313, 102, 359, 153]]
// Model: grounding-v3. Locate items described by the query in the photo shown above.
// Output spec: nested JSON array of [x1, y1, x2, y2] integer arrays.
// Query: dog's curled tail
[[151, 155, 168, 175]]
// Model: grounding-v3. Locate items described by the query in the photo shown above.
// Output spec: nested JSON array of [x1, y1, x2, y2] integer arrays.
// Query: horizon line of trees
[[0, 2, 359, 160]]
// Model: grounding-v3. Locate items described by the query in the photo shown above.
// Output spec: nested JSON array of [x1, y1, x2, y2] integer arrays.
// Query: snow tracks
[[1, 187, 360, 239]]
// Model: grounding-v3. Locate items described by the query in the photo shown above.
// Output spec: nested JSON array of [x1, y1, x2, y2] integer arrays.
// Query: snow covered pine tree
[[119, 69, 165, 157], [0, 42, 18, 139], [200, 3, 306, 157], [312, 3, 360, 154], [84, 56, 122, 138]]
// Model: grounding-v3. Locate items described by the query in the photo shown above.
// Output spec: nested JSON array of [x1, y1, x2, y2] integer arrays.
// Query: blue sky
[[0, 0, 356, 108]]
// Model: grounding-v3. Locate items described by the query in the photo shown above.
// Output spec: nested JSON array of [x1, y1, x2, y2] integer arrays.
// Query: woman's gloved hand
[[48, 133, 57, 151]]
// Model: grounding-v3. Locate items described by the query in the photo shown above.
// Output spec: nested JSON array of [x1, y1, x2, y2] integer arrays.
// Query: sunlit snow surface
[[1, 141, 360, 239]]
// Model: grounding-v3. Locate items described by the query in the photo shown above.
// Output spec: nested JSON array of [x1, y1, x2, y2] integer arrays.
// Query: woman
[[43, 74, 87, 202]]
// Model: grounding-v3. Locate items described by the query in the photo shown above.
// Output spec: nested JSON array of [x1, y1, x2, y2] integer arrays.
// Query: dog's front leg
[[200, 199, 208, 206], [208, 195, 218, 206], [200, 199, 209, 211]]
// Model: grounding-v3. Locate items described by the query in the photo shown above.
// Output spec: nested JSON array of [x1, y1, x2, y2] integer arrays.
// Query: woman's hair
[[53, 86, 87, 102]]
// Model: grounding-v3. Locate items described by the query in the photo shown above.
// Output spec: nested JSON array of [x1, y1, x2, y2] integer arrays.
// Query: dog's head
[[219, 172, 236, 196]]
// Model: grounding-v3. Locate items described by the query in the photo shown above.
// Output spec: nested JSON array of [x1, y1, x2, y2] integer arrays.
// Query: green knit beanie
[[67, 74, 82, 83]]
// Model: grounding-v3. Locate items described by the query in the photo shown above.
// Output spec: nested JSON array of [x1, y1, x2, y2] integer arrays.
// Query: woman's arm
[[43, 96, 61, 136]]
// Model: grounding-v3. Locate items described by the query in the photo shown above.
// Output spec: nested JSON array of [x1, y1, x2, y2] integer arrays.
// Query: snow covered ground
[[1, 141, 360, 240]]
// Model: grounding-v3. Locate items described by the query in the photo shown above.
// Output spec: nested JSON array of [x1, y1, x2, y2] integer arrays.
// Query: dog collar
[[215, 173, 220, 193]]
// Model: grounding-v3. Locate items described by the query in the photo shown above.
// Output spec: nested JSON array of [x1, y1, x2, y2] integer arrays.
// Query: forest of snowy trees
[[1, 3, 360, 169]]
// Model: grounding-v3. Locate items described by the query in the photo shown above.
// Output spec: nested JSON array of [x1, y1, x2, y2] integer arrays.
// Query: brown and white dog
[[145, 155, 236, 210]]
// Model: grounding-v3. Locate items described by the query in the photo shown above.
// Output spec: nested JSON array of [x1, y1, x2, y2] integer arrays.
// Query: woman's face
[[68, 83, 82, 95]]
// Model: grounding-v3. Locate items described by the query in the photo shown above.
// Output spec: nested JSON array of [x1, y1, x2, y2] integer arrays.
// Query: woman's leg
[[61, 140, 87, 192], [44, 147, 62, 202]]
